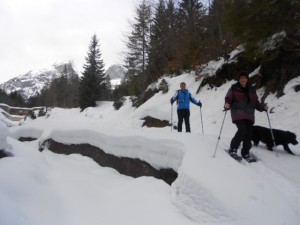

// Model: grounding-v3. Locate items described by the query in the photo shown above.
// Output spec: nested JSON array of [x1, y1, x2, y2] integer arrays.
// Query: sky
[[0, 0, 137, 84], [0, 57, 300, 224]]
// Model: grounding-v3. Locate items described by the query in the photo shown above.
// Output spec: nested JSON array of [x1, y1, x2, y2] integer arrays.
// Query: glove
[[224, 103, 230, 110], [198, 101, 202, 108], [170, 98, 174, 105]]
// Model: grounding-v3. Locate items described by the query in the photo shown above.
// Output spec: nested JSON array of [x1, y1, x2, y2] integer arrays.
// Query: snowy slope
[[1, 72, 300, 225]]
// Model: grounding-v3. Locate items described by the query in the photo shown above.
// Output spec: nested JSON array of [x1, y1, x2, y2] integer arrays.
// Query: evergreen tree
[[0, 90, 25, 107], [140, 0, 179, 76], [123, 0, 152, 93], [68, 73, 80, 107], [203, 0, 227, 59], [147, 0, 168, 81], [27, 65, 80, 108], [60, 64, 76, 107], [147, 0, 178, 77], [164, 0, 178, 71], [101, 75, 112, 100], [225, 0, 300, 56], [176, 0, 206, 68], [79, 34, 106, 111]]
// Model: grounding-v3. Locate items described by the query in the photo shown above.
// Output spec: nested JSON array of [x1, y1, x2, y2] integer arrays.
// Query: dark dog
[[251, 125, 298, 155]]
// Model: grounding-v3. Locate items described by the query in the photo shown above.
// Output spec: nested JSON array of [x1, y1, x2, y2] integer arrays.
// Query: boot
[[228, 148, 242, 161]]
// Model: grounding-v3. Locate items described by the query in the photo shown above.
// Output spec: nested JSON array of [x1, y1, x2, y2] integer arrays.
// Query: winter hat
[[237, 71, 249, 80]]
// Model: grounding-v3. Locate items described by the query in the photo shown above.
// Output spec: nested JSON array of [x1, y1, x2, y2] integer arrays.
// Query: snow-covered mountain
[[0, 62, 77, 100], [106, 64, 125, 80], [0, 63, 125, 99], [106, 64, 125, 88]]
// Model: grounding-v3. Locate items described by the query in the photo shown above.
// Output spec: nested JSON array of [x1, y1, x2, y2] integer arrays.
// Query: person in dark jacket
[[224, 72, 268, 162], [170, 82, 202, 132]]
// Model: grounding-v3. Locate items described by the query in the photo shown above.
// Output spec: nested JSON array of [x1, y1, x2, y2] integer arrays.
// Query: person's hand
[[198, 101, 202, 108], [224, 103, 230, 110], [263, 103, 268, 112], [170, 98, 174, 105]]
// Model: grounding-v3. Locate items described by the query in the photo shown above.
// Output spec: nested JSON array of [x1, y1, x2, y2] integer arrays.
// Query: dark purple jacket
[[225, 82, 264, 123]]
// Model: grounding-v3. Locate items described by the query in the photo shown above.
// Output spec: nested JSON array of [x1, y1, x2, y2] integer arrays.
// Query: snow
[[228, 45, 245, 62], [0, 71, 300, 225], [111, 78, 121, 88], [0, 121, 8, 149], [198, 58, 225, 77], [0, 108, 20, 127], [249, 66, 261, 78], [261, 31, 286, 52]]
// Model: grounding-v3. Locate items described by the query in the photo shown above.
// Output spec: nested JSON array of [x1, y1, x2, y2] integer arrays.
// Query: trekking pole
[[212, 110, 227, 158], [200, 107, 204, 135], [171, 104, 173, 132], [266, 110, 278, 157]]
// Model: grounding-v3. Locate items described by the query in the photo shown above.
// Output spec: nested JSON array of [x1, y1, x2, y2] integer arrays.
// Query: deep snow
[[0, 72, 300, 225]]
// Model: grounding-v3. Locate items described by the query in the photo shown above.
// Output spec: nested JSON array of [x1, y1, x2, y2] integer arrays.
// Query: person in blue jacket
[[170, 82, 202, 132]]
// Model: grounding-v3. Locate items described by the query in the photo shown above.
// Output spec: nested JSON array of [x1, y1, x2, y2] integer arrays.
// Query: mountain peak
[[106, 64, 125, 80], [0, 62, 77, 100]]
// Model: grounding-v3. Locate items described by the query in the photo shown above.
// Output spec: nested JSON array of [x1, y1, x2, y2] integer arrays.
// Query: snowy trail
[[170, 134, 300, 225], [252, 146, 300, 185], [171, 170, 236, 225], [243, 150, 300, 218], [248, 161, 300, 215]]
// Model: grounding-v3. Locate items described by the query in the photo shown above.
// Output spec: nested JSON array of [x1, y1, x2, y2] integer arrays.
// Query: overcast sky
[[0, 0, 138, 83]]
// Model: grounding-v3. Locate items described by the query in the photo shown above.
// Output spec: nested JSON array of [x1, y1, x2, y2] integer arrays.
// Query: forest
[[1, 0, 299, 110]]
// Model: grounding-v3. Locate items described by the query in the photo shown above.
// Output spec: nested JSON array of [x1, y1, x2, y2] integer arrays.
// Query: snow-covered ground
[[0, 73, 300, 225]]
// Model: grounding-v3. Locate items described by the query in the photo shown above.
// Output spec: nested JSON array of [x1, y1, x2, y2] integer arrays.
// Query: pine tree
[[176, 0, 206, 68], [225, 0, 300, 56], [79, 34, 106, 111], [0, 91, 25, 107], [68, 74, 80, 107], [147, 0, 180, 81], [164, 0, 178, 71], [123, 0, 152, 93], [147, 0, 168, 81]]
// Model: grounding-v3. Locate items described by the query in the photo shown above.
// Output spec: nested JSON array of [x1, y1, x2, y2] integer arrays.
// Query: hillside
[[0, 71, 300, 225]]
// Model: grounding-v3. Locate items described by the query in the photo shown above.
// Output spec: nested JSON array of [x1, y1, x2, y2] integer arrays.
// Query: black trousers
[[230, 119, 253, 156], [177, 109, 190, 132]]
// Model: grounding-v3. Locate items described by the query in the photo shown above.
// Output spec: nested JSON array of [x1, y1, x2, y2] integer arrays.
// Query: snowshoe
[[227, 149, 242, 161], [242, 155, 256, 163]]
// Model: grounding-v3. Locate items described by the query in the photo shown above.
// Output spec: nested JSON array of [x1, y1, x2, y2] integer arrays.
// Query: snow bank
[[0, 121, 8, 149]]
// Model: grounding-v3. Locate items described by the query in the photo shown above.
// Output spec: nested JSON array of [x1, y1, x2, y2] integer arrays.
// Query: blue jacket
[[172, 89, 199, 110]]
